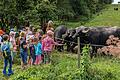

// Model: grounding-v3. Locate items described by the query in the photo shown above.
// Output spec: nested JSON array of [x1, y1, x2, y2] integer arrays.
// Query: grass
[[85, 4, 120, 27], [0, 51, 120, 80]]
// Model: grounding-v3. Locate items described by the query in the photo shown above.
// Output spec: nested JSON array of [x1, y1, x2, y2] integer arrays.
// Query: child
[[9, 31, 17, 63], [1, 34, 13, 76], [28, 38, 36, 65], [0, 32, 3, 59], [34, 37, 42, 65], [15, 32, 20, 54], [19, 32, 28, 69], [42, 30, 56, 64]]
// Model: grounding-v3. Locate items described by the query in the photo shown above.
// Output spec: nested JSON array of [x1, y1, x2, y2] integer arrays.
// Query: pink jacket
[[42, 36, 55, 52]]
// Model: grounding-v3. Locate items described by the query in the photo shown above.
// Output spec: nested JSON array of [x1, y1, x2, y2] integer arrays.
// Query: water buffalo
[[63, 28, 76, 52], [54, 25, 67, 52], [72, 26, 120, 58]]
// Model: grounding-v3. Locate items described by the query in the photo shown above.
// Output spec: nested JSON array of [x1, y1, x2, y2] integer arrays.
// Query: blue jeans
[[3, 55, 13, 75], [31, 54, 36, 64], [20, 52, 28, 64]]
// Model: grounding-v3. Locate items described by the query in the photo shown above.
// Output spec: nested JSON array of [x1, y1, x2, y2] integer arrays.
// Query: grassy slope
[[57, 4, 120, 28], [85, 4, 120, 27]]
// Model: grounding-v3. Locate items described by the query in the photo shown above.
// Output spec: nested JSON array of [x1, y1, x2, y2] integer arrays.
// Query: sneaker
[[3, 70, 7, 76]]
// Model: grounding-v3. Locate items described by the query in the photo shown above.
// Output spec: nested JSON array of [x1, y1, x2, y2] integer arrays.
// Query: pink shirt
[[10, 36, 17, 51], [42, 36, 55, 52]]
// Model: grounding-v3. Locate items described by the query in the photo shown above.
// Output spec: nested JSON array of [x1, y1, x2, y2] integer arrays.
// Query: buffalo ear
[[82, 28, 90, 33]]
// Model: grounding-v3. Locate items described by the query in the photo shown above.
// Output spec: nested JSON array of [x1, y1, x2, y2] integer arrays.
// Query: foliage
[[0, 0, 113, 27], [79, 45, 91, 79], [35, 0, 57, 25]]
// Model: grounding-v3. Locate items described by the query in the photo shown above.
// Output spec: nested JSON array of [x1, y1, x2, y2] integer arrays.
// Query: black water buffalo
[[63, 28, 76, 52], [54, 25, 67, 52], [72, 26, 120, 58]]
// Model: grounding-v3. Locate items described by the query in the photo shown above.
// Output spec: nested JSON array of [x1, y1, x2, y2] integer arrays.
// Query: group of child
[[0, 20, 58, 76]]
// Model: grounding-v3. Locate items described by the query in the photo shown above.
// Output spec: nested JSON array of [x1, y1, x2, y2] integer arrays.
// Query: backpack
[[1, 42, 11, 59]]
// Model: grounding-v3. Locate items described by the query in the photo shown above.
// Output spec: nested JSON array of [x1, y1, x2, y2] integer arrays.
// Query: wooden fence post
[[78, 37, 80, 68]]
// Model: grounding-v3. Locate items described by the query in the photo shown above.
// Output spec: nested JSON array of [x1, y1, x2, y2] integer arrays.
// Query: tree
[[35, 0, 56, 26], [56, 0, 74, 21]]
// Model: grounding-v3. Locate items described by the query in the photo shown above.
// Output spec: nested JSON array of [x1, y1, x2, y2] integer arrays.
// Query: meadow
[[0, 51, 120, 80]]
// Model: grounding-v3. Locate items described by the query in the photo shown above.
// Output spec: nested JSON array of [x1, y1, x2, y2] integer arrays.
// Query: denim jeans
[[3, 55, 13, 75]]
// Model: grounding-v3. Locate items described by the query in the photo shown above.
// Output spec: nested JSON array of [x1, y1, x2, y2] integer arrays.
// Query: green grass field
[[85, 5, 120, 27], [0, 51, 120, 80]]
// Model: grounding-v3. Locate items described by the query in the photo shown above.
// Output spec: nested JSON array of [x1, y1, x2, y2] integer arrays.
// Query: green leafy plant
[[79, 45, 91, 79]]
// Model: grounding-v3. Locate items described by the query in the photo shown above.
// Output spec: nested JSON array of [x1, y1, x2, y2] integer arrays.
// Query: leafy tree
[[56, 0, 74, 21], [35, 0, 57, 26]]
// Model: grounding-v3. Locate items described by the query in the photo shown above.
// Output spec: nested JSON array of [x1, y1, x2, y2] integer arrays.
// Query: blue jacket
[[34, 42, 42, 55]]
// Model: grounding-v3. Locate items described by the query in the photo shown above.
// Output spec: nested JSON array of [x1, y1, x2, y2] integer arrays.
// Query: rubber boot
[[8, 69, 13, 76], [2, 70, 7, 76]]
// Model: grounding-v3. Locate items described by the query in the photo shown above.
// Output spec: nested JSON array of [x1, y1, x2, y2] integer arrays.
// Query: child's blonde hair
[[46, 20, 54, 32], [20, 31, 25, 37], [47, 30, 54, 38], [42, 34, 47, 40]]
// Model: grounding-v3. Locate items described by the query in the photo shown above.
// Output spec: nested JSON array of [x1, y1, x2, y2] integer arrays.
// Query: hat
[[47, 30, 54, 35], [10, 28, 14, 31], [0, 29, 4, 35], [28, 31, 32, 35], [10, 31, 15, 35]]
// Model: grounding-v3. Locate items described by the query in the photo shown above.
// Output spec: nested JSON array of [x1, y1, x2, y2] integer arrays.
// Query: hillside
[[85, 4, 120, 27], [60, 4, 120, 28]]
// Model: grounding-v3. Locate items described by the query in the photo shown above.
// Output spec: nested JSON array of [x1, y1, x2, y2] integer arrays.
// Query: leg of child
[[20, 53, 25, 69], [8, 56, 13, 76], [37, 55, 41, 65], [29, 56, 33, 66], [11, 51, 14, 62], [47, 52, 49, 63], [48, 52, 51, 63], [0, 52, 2, 60], [3, 58, 8, 75], [12, 52, 16, 64], [41, 54, 44, 63], [24, 52, 28, 68], [32, 55, 36, 65], [27, 56, 31, 66], [44, 52, 47, 64], [45, 52, 49, 64], [35, 55, 38, 65]]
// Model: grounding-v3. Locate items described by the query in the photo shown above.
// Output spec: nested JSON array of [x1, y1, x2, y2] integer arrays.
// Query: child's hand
[[4, 51, 7, 57], [23, 45, 27, 48]]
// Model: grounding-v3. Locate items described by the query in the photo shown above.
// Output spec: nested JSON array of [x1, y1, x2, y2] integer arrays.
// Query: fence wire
[[53, 37, 105, 47]]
